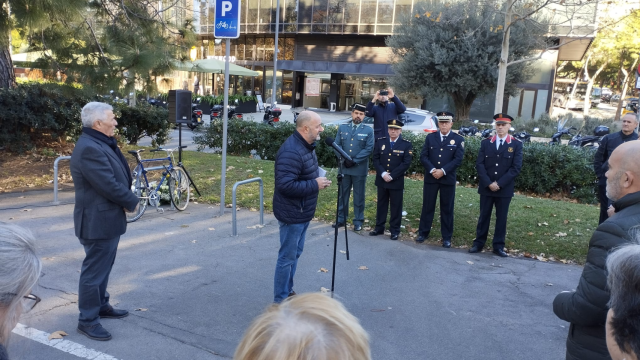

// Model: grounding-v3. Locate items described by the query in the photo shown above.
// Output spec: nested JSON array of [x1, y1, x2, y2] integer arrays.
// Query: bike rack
[[52, 156, 72, 205], [231, 178, 264, 236]]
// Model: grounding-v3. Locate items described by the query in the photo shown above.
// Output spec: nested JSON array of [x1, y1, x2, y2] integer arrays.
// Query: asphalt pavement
[[2, 186, 582, 360]]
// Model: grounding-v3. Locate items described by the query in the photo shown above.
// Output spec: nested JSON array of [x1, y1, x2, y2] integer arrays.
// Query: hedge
[[193, 119, 598, 203]]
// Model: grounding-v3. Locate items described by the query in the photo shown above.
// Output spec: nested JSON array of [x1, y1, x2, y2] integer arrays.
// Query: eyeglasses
[[23, 293, 41, 312]]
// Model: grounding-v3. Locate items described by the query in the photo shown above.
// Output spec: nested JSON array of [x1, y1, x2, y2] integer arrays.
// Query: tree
[[387, 0, 542, 120], [0, 0, 196, 91]]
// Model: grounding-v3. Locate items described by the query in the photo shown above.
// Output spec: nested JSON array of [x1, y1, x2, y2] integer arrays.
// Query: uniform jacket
[[372, 135, 413, 190], [476, 135, 523, 197], [273, 131, 320, 224], [365, 97, 407, 139], [553, 191, 640, 360], [70, 133, 139, 240], [420, 131, 465, 185], [593, 130, 638, 185], [335, 121, 375, 176]]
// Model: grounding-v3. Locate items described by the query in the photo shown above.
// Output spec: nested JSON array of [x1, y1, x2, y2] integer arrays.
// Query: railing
[[52, 156, 71, 205], [231, 178, 264, 236]]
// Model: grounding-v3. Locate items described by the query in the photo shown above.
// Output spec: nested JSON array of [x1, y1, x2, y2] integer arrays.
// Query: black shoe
[[353, 225, 362, 231], [416, 235, 427, 243], [493, 249, 508, 257], [77, 323, 112, 341], [98, 308, 129, 319], [288, 291, 297, 298], [442, 240, 451, 248], [369, 230, 383, 236], [468, 245, 482, 253], [390, 234, 399, 240], [332, 222, 345, 228]]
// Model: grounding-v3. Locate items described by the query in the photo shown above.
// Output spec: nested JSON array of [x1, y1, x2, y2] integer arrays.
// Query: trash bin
[[330, 102, 337, 112]]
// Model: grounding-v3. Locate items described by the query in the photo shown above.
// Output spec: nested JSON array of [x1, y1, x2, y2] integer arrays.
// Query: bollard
[[231, 178, 264, 236], [52, 156, 72, 205]]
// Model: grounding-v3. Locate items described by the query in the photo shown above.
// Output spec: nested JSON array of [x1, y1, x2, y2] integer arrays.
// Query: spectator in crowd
[[332, 103, 375, 232], [365, 88, 406, 140], [606, 242, 640, 360], [71, 102, 140, 341], [0, 224, 42, 360], [554, 140, 640, 360], [234, 293, 371, 360], [416, 111, 465, 247], [593, 113, 638, 224], [272, 111, 331, 303]]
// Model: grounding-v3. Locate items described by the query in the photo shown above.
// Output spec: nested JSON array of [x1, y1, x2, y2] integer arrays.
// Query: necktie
[[442, 135, 447, 143], [390, 141, 394, 150], [498, 139, 504, 150]]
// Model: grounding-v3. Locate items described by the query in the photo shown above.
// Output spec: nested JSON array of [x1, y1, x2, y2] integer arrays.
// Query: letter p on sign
[[222, 1, 232, 16]]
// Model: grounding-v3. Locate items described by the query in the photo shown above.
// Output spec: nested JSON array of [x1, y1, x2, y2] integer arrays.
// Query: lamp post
[[271, 0, 280, 106]]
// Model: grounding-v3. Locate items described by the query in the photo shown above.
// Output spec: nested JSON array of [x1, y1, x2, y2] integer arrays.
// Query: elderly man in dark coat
[[272, 111, 331, 303], [554, 140, 640, 360], [70, 102, 139, 341]]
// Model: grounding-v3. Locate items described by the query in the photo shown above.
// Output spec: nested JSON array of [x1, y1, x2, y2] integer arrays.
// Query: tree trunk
[[451, 92, 475, 121], [615, 57, 639, 121], [0, 46, 16, 89], [583, 59, 608, 116], [494, 0, 514, 114]]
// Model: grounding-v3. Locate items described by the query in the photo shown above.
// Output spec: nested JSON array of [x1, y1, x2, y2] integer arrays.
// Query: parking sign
[[214, 0, 241, 38]]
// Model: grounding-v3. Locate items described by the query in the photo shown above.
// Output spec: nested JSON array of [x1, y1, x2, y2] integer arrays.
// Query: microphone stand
[[331, 155, 350, 298]]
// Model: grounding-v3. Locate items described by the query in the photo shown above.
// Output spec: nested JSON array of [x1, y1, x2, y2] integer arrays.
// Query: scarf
[[82, 127, 133, 186]]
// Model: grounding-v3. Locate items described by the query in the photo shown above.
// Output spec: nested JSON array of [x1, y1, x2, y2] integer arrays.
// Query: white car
[[326, 108, 438, 135]]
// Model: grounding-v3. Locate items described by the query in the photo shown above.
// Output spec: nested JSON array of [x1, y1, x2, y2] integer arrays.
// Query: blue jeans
[[274, 221, 309, 303]]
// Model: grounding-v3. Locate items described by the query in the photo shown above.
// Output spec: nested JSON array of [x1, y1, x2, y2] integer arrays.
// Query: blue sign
[[214, 0, 241, 39]]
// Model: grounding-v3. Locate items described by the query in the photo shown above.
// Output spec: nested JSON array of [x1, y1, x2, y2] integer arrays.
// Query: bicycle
[[126, 146, 190, 222]]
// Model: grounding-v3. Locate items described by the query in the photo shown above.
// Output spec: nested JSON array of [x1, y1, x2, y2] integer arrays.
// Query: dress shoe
[[353, 224, 362, 231], [99, 308, 129, 319], [442, 240, 452, 248], [416, 236, 427, 243], [369, 230, 383, 236], [332, 222, 345, 228], [493, 249, 508, 258], [288, 291, 297, 298], [77, 323, 112, 341], [390, 234, 399, 241], [468, 245, 482, 253]]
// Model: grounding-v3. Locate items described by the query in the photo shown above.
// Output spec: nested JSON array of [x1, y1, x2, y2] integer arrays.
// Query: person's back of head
[[234, 293, 371, 360], [0, 223, 41, 346]]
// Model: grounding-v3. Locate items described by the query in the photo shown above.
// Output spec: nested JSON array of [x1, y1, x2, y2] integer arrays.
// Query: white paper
[[318, 167, 327, 177]]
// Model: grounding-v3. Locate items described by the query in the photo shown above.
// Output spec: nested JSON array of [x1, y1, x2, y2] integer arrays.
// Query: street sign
[[214, 0, 241, 38]]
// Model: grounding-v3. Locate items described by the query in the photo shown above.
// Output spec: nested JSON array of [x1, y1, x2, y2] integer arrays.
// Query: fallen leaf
[[48, 331, 68, 340], [340, 250, 346, 254], [21, 209, 32, 212], [466, 261, 474, 265], [320, 287, 330, 293], [247, 224, 265, 229], [555, 232, 567, 237], [319, 268, 329, 273], [208, 227, 215, 231], [227, 166, 235, 170], [527, 232, 534, 236], [180, 224, 189, 228], [364, 219, 369, 223], [545, 283, 553, 286], [358, 266, 369, 270], [135, 308, 148, 311], [258, 170, 264, 173], [563, 219, 569, 224], [575, 219, 581, 222], [524, 252, 532, 258], [191, 240, 197, 243], [537, 222, 549, 226]]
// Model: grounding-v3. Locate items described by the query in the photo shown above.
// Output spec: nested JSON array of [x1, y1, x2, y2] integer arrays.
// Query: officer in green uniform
[[332, 103, 375, 231], [370, 119, 413, 240]]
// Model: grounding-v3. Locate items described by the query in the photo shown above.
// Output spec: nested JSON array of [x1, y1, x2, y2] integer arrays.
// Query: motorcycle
[[458, 126, 478, 137], [188, 104, 203, 130], [513, 128, 539, 143], [481, 128, 493, 139], [550, 119, 576, 145], [263, 105, 282, 126], [292, 109, 300, 124], [567, 125, 610, 148], [210, 104, 243, 120]]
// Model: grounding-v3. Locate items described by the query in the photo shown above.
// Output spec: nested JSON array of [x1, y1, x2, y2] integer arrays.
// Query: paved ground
[[2, 187, 582, 360]]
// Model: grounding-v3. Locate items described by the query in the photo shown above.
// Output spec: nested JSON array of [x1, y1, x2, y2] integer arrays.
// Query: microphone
[[324, 137, 353, 162]]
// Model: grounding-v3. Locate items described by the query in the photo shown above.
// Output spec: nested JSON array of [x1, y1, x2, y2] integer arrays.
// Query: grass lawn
[[178, 151, 598, 264]]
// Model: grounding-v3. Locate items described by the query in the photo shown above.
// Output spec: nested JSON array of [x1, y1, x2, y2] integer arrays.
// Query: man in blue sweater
[[365, 88, 407, 140], [272, 111, 332, 303]]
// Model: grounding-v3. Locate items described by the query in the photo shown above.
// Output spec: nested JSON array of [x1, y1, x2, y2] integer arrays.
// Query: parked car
[[325, 108, 438, 135], [610, 95, 638, 108]]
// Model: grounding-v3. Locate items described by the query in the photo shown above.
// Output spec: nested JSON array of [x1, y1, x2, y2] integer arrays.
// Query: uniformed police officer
[[332, 103, 375, 231], [416, 111, 465, 248], [370, 119, 413, 240], [469, 113, 523, 257]]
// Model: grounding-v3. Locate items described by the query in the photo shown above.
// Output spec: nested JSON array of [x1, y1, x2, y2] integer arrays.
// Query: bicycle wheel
[[126, 171, 149, 222], [169, 167, 190, 211]]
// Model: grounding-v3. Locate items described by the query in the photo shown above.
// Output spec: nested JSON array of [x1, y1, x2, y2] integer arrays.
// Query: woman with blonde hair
[[234, 293, 371, 360], [0, 224, 42, 360]]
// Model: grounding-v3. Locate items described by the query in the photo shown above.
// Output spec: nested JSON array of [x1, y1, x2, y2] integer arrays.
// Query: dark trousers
[[375, 186, 403, 235], [418, 182, 456, 240], [598, 184, 610, 225], [473, 195, 512, 250], [78, 236, 120, 326], [337, 174, 367, 226]]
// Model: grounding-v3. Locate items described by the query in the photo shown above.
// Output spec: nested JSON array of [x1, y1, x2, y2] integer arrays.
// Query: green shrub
[[112, 102, 171, 146]]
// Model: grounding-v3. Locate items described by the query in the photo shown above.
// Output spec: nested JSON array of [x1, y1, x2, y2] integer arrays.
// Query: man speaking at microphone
[[272, 110, 331, 303], [331, 103, 374, 232]]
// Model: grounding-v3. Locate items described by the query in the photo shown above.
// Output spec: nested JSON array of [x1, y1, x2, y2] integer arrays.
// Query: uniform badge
[[461, 141, 465, 149], [508, 147, 514, 152], [382, 145, 386, 150], [450, 139, 455, 145]]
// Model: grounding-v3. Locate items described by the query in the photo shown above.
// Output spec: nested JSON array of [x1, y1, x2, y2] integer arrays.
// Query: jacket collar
[[490, 134, 513, 144], [294, 130, 316, 150], [613, 191, 640, 212]]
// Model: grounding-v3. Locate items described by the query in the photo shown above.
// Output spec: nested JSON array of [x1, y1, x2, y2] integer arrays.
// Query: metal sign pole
[[272, 0, 280, 106], [220, 39, 230, 216]]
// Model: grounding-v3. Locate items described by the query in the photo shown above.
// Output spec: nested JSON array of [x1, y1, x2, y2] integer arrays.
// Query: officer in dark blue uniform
[[370, 119, 413, 240], [416, 111, 465, 248], [469, 113, 523, 257]]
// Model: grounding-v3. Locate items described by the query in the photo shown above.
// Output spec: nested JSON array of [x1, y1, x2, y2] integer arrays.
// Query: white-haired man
[[70, 102, 139, 341]]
